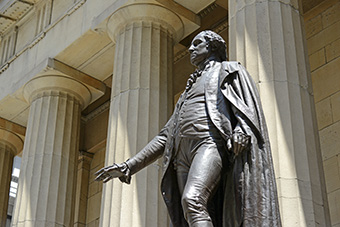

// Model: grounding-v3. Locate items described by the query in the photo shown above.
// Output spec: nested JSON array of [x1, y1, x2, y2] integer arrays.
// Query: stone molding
[[23, 75, 92, 109], [107, 3, 184, 42], [81, 100, 110, 122], [0, 129, 23, 155], [78, 150, 94, 164]]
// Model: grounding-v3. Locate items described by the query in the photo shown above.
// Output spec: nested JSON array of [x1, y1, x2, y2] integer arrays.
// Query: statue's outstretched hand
[[94, 162, 131, 184], [227, 131, 251, 156]]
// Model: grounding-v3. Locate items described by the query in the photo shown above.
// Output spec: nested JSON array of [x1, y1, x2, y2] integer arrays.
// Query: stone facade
[[305, 1, 340, 226], [0, 0, 338, 226]]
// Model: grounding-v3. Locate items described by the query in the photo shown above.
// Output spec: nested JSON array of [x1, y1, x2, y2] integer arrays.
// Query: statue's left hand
[[94, 162, 131, 184], [227, 132, 251, 156]]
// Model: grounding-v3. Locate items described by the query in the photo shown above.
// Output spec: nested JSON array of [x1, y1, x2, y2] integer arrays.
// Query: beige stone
[[328, 189, 340, 225], [326, 38, 340, 62], [319, 120, 340, 161], [331, 91, 340, 123], [0, 122, 24, 227], [55, 30, 113, 81], [309, 48, 326, 71], [315, 97, 333, 129], [280, 197, 306, 227], [229, 0, 331, 226], [174, 0, 215, 13], [51, 0, 74, 23], [323, 156, 340, 193], [74, 152, 93, 226], [88, 181, 99, 198], [84, 111, 109, 151], [312, 57, 340, 102], [0, 139, 22, 226], [86, 192, 102, 225], [303, 0, 338, 21], [90, 147, 105, 170], [11, 76, 91, 227], [322, 2, 340, 29], [305, 15, 323, 39], [16, 12, 38, 51], [307, 20, 340, 55]]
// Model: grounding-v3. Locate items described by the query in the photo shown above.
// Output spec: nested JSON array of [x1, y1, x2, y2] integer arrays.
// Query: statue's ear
[[209, 41, 218, 52]]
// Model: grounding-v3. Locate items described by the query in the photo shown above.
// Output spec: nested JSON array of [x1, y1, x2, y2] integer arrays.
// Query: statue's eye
[[193, 40, 202, 46]]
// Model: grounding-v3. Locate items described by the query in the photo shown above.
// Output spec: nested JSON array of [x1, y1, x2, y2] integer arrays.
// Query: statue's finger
[[94, 168, 105, 176], [234, 136, 241, 154], [95, 173, 105, 181], [232, 134, 238, 142], [103, 176, 113, 183], [227, 138, 232, 150], [241, 135, 248, 147]]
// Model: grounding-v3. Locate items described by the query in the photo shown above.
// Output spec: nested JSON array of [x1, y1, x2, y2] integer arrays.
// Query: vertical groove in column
[[229, 0, 329, 226], [102, 20, 173, 227], [12, 91, 81, 227]]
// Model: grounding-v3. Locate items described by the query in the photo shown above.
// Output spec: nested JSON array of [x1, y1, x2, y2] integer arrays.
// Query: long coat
[[125, 61, 281, 227]]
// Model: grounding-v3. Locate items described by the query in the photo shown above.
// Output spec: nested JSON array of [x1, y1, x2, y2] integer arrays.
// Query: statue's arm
[[95, 117, 171, 183], [125, 124, 169, 175]]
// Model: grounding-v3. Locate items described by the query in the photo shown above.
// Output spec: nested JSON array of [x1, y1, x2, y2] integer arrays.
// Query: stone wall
[[79, 108, 109, 227], [86, 147, 105, 227], [305, 1, 340, 226]]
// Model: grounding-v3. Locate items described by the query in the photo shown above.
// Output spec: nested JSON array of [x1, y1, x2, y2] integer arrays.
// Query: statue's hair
[[199, 30, 228, 61]]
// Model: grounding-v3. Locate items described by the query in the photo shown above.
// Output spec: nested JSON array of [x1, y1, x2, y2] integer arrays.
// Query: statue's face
[[188, 33, 210, 67]]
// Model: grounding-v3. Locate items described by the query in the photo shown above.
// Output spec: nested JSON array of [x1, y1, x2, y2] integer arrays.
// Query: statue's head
[[188, 30, 227, 67]]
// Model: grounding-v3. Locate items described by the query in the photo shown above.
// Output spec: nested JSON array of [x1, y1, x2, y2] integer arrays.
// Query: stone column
[[229, 0, 330, 226], [11, 75, 92, 227], [100, 3, 183, 227], [0, 129, 23, 227], [74, 151, 93, 227]]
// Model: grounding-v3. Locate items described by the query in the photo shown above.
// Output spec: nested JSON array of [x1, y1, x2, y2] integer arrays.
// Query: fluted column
[[74, 151, 93, 227], [11, 75, 91, 227], [0, 129, 23, 227], [100, 3, 183, 227], [229, 0, 330, 226]]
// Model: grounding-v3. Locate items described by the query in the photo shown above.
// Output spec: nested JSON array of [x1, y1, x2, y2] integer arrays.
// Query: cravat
[[185, 69, 202, 91]]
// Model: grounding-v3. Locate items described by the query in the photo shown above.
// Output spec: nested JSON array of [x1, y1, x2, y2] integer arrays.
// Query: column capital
[[78, 150, 94, 165], [107, 3, 184, 42], [0, 128, 23, 156], [23, 75, 92, 110]]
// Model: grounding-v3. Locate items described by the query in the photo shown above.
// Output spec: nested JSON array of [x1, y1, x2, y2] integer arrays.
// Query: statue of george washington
[[95, 30, 281, 227]]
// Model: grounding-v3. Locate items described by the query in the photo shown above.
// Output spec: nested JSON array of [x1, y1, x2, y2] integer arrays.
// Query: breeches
[[174, 136, 225, 227]]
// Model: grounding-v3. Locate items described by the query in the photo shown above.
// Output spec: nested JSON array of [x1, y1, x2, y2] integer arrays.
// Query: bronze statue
[[95, 30, 281, 227]]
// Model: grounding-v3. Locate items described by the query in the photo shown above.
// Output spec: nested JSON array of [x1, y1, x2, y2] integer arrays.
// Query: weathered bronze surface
[[95, 31, 281, 227]]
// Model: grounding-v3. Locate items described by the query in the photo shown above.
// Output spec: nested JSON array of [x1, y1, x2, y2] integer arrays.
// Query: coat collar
[[222, 61, 241, 74], [218, 61, 240, 88]]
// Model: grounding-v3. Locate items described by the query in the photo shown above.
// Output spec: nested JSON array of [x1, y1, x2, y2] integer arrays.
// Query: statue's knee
[[181, 191, 204, 214]]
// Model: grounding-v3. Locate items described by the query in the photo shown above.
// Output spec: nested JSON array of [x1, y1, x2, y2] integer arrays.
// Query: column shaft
[[12, 90, 82, 227], [73, 151, 93, 227], [100, 21, 173, 227], [0, 143, 15, 227], [229, 0, 330, 226]]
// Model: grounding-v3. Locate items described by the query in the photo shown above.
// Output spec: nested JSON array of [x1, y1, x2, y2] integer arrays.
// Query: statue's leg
[[176, 137, 224, 227]]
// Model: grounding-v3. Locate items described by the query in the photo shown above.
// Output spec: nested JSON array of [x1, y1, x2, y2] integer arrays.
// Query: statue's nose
[[188, 45, 194, 53]]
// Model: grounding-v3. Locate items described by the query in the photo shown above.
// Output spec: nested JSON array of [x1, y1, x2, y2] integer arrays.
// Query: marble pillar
[[100, 3, 183, 227], [0, 129, 23, 227], [11, 75, 91, 227], [229, 0, 330, 226], [74, 151, 93, 227]]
